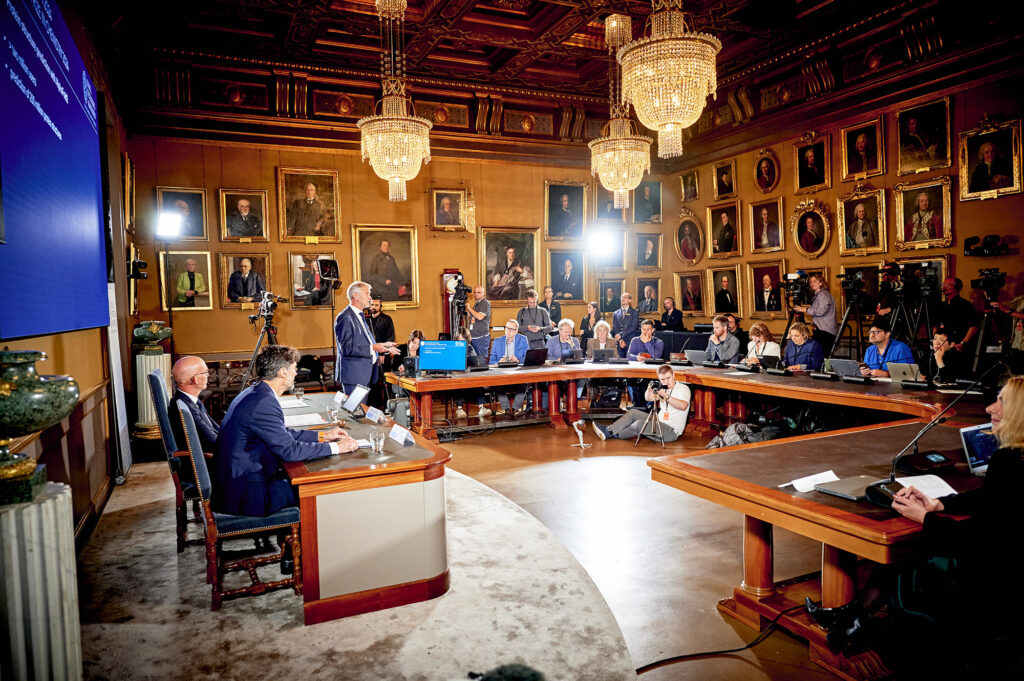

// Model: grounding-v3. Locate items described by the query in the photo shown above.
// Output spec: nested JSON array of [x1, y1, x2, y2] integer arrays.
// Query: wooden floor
[[443, 419, 838, 680]]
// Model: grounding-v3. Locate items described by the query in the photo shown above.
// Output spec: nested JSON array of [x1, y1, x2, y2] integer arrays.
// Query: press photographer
[[791, 272, 837, 352], [935, 277, 979, 353], [979, 269, 1024, 373], [591, 364, 690, 443]]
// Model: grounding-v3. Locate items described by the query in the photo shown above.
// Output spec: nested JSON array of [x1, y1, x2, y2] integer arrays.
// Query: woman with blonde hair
[[743, 323, 781, 366], [585, 320, 614, 358], [782, 321, 823, 371]]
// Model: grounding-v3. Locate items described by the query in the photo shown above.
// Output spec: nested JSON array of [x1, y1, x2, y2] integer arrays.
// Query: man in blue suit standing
[[612, 292, 640, 358], [213, 345, 357, 517], [488, 319, 530, 415], [334, 280, 399, 394]]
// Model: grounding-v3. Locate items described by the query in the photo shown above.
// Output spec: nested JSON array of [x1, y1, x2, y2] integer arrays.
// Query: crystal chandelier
[[357, 0, 432, 202], [589, 15, 651, 209], [617, 0, 720, 158]]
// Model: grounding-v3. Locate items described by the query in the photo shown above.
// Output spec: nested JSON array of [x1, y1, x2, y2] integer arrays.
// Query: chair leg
[[176, 500, 187, 553], [210, 537, 222, 611], [289, 523, 303, 596]]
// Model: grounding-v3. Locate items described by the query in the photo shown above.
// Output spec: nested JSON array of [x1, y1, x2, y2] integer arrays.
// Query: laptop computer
[[757, 354, 782, 369], [519, 347, 549, 368], [829, 358, 862, 377], [959, 423, 997, 475], [590, 348, 616, 363], [684, 349, 707, 364], [888, 362, 922, 382]]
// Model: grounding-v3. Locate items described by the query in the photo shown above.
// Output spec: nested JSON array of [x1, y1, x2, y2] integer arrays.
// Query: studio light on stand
[[156, 211, 182, 356]]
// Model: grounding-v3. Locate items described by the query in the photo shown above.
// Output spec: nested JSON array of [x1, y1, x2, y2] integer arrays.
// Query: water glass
[[370, 428, 387, 457], [326, 405, 339, 423], [293, 386, 304, 399]]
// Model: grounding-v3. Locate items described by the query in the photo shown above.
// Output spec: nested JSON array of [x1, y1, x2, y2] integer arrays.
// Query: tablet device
[[959, 423, 997, 476], [343, 384, 369, 413], [590, 348, 615, 363]]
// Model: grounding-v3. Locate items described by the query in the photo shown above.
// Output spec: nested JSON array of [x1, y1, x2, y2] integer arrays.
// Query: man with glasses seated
[[169, 355, 219, 455], [860, 318, 915, 378], [488, 319, 530, 416]]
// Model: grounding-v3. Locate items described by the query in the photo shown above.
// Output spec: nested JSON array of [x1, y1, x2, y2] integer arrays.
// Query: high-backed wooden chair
[[147, 370, 202, 552], [177, 404, 303, 610]]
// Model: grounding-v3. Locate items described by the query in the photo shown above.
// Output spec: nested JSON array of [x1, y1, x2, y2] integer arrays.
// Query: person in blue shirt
[[627, 320, 664, 360], [861, 318, 915, 377], [783, 322, 824, 371], [545, 318, 581, 361], [488, 319, 530, 415]]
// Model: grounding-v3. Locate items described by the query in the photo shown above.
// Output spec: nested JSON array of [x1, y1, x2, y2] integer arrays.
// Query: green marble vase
[[133, 320, 173, 355], [0, 350, 80, 480]]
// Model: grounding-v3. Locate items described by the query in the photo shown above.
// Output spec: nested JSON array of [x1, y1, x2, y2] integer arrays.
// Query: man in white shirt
[[592, 364, 690, 443]]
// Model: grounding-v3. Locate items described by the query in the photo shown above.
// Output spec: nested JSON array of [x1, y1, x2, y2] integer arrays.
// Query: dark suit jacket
[[227, 271, 266, 302], [660, 308, 684, 331], [169, 389, 219, 455], [226, 211, 261, 237], [553, 271, 582, 300], [212, 382, 329, 516], [754, 288, 781, 312], [335, 306, 376, 388], [715, 289, 737, 313], [612, 307, 640, 349]]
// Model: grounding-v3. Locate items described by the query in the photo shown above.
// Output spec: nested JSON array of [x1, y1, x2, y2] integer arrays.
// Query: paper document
[[355, 439, 371, 448], [284, 413, 327, 427], [894, 474, 957, 498], [779, 470, 840, 493], [937, 389, 982, 395], [277, 398, 309, 409], [724, 371, 753, 376]]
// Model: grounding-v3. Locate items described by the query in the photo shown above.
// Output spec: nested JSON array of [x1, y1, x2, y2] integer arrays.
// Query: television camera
[[971, 268, 1007, 302], [783, 272, 812, 306], [248, 290, 288, 326]]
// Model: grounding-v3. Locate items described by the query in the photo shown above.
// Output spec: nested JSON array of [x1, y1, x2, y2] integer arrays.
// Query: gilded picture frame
[[159, 250, 213, 311], [219, 188, 269, 242], [837, 185, 887, 256], [674, 208, 704, 267], [753, 148, 780, 194], [632, 180, 662, 224], [430, 188, 469, 231], [841, 116, 885, 182], [680, 170, 700, 203], [746, 258, 787, 321], [895, 255, 949, 294], [707, 200, 741, 259], [218, 252, 272, 309], [896, 97, 951, 176], [893, 175, 952, 250], [598, 278, 627, 314], [277, 167, 341, 243], [544, 180, 586, 240], [958, 115, 1022, 201], [790, 198, 831, 259], [674, 270, 706, 317], [636, 277, 661, 315], [748, 197, 785, 254], [634, 232, 663, 270], [480, 227, 540, 306], [288, 252, 338, 310], [838, 261, 884, 314], [711, 158, 738, 200], [594, 184, 626, 224], [156, 187, 208, 241], [352, 224, 419, 308], [707, 265, 743, 318], [793, 131, 831, 194], [546, 248, 586, 303]]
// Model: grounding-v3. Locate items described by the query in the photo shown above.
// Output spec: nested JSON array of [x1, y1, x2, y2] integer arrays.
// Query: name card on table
[[334, 391, 347, 404], [388, 424, 414, 446], [365, 406, 385, 423]]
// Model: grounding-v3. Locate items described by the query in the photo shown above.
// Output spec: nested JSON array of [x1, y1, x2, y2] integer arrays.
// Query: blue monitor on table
[[418, 340, 467, 374]]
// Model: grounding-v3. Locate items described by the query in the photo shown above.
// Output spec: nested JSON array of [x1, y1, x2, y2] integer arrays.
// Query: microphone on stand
[[673, 336, 694, 365], [863, 359, 1005, 508]]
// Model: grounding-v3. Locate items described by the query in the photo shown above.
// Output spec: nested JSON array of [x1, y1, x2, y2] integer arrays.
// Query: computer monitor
[[418, 340, 468, 374]]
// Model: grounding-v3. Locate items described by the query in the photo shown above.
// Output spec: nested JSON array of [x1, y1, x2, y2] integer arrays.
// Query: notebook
[[519, 347, 549, 368], [959, 423, 997, 475]]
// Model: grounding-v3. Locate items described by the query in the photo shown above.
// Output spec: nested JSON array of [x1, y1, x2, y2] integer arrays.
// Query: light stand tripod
[[634, 384, 666, 449], [829, 289, 868, 360]]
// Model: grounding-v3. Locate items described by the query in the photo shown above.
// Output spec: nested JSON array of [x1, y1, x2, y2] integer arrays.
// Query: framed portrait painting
[[707, 201, 741, 259], [674, 208, 703, 267], [635, 232, 662, 269], [159, 251, 213, 311], [431, 188, 467, 230], [277, 167, 341, 242], [547, 248, 585, 302], [636, 277, 661, 315], [793, 132, 831, 194], [894, 175, 952, 250], [712, 158, 737, 200], [753, 148, 780, 194], [594, 184, 626, 223], [352, 224, 419, 307], [218, 252, 271, 308], [838, 261, 883, 313], [707, 265, 742, 317], [746, 259, 786, 320], [219, 189, 268, 242], [958, 115, 1022, 201], [841, 116, 885, 181], [897, 98, 951, 175], [748, 197, 784, 254], [632, 180, 662, 224], [544, 180, 586, 240], [480, 227, 539, 305], [598, 278, 626, 314], [680, 170, 700, 203], [674, 270, 705, 317], [156, 187, 207, 241], [895, 255, 949, 297], [791, 199, 831, 259], [289, 252, 337, 310], [837, 186, 887, 256]]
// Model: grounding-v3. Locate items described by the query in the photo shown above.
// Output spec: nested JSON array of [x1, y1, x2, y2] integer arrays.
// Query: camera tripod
[[971, 292, 1007, 374], [887, 295, 935, 368], [241, 313, 278, 386], [634, 388, 667, 448], [829, 291, 869, 360]]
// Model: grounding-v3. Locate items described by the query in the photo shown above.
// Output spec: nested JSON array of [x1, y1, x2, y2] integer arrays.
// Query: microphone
[[673, 336, 694, 365], [863, 359, 1004, 508]]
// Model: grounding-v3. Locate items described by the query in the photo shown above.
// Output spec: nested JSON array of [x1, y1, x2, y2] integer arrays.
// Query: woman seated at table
[[395, 329, 426, 375], [743, 323, 781, 366], [579, 302, 600, 354], [453, 327, 492, 420], [782, 322, 823, 371], [585, 320, 615, 358], [546, 318, 581, 361]]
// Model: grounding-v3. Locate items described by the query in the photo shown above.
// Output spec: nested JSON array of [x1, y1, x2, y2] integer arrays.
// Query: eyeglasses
[[868, 329, 884, 335]]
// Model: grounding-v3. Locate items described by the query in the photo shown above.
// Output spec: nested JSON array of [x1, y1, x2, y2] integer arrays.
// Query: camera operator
[[591, 364, 690, 443], [466, 285, 492, 359], [935, 278, 979, 353], [992, 291, 1024, 374], [792, 273, 837, 352]]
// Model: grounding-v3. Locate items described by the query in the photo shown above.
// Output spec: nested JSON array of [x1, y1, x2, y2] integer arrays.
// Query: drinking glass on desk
[[326, 404, 340, 423], [293, 386, 304, 399], [369, 428, 387, 457]]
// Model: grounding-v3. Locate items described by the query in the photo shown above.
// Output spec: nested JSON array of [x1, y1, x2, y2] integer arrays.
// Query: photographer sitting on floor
[[592, 364, 690, 443]]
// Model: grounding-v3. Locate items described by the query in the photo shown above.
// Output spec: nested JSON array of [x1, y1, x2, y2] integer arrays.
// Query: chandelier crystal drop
[[357, 0, 432, 202], [589, 14, 651, 209], [617, 0, 720, 159]]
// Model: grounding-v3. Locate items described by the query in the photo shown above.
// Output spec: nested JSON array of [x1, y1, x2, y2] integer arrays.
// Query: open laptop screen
[[959, 423, 997, 475]]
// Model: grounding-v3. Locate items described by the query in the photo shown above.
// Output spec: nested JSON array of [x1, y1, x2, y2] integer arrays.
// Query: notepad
[[277, 397, 309, 409], [284, 413, 327, 427]]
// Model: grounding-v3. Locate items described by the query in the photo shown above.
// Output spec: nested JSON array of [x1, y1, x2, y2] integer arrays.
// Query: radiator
[[0, 483, 82, 681]]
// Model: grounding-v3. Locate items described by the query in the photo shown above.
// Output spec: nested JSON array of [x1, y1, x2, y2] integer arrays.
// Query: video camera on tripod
[[783, 272, 812, 306], [836, 270, 867, 293], [450, 274, 473, 314], [971, 268, 1007, 302], [248, 291, 288, 326]]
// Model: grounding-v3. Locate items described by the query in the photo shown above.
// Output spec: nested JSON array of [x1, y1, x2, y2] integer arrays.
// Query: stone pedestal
[[134, 353, 171, 439], [0, 483, 82, 681]]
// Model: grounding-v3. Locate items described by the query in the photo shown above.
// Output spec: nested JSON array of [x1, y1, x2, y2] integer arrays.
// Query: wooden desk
[[281, 394, 452, 625], [388, 362, 956, 440], [648, 421, 984, 680]]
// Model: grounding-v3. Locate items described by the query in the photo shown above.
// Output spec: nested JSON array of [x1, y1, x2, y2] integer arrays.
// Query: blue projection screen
[[1, 0, 108, 339]]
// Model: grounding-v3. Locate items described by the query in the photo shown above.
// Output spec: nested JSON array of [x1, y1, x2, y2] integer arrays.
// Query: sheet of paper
[[936, 389, 982, 395], [779, 470, 840, 493], [873, 377, 892, 383], [354, 439, 371, 448], [894, 474, 958, 498], [277, 398, 309, 409], [284, 413, 327, 427], [724, 371, 753, 376]]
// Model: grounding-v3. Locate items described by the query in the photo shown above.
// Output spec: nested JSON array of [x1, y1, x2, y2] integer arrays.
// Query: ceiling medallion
[[357, 0, 432, 202], [617, 0, 721, 158], [589, 15, 651, 209]]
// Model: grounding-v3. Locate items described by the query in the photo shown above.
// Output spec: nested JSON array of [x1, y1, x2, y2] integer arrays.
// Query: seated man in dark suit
[[213, 345, 357, 517], [168, 355, 219, 455]]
